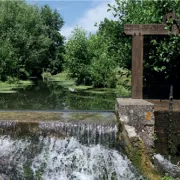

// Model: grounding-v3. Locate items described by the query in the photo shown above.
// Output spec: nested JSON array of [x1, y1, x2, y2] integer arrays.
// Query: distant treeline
[[0, 0, 180, 98]]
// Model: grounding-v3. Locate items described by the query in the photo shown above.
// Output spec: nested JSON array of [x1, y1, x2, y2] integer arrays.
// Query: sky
[[27, 0, 115, 39]]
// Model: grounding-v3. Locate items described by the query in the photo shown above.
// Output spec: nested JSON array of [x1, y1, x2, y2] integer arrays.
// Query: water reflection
[[0, 81, 117, 110]]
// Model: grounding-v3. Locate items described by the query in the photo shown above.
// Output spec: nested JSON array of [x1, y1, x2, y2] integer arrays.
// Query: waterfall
[[0, 112, 145, 179], [0, 119, 118, 148], [0, 135, 145, 180], [39, 122, 118, 148]]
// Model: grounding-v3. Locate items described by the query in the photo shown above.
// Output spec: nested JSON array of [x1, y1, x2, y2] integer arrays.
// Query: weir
[[0, 111, 145, 180], [0, 112, 118, 147], [0, 85, 179, 179], [0, 112, 118, 148], [0, 103, 179, 179]]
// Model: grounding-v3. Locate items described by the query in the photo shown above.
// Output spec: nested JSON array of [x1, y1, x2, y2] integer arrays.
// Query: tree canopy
[[64, 0, 180, 98], [0, 0, 180, 98], [106, 0, 180, 98], [0, 0, 64, 81]]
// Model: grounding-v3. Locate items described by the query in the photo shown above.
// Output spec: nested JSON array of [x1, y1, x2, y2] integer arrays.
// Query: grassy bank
[[0, 80, 33, 93], [0, 72, 131, 97], [43, 71, 92, 90], [42, 71, 131, 97]]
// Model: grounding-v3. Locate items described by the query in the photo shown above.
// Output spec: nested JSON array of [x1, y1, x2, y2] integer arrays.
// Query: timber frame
[[124, 13, 180, 99]]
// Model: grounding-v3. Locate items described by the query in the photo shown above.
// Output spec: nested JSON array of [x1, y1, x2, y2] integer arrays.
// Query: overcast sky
[[28, 0, 115, 39]]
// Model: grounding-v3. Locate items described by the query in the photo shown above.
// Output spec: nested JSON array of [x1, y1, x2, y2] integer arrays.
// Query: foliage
[[57, 0, 180, 95], [105, 0, 180, 98], [64, 27, 92, 85], [97, 18, 131, 69], [88, 33, 117, 88], [115, 67, 131, 90], [64, 27, 120, 88], [40, 5, 65, 75], [0, 1, 64, 81], [161, 174, 173, 180]]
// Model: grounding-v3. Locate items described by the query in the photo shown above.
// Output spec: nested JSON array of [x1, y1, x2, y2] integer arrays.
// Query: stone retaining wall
[[115, 98, 180, 179], [115, 98, 161, 180], [155, 111, 180, 157], [115, 98, 155, 151]]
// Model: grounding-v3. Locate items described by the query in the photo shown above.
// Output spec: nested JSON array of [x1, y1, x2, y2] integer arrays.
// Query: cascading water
[[0, 135, 145, 180], [0, 112, 145, 180]]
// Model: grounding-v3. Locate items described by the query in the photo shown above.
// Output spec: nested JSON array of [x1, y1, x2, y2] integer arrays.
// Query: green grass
[[43, 72, 75, 87], [161, 174, 174, 180], [0, 90, 17, 93], [45, 72, 71, 81], [43, 71, 131, 96], [42, 72, 93, 90], [0, 80, 33, 92], [71, 85, 93, 90], [85, 88, 115, 94]]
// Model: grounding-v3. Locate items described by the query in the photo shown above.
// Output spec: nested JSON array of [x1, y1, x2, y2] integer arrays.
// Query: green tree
[[40, 5, 65, 75], [88, 33, 117, 88], [64, 27, 92, 85], [0, 1, 51, 79], [105, 0, 180, 98], [64, 25, 129, 88], [97, 18, 131, 69], [0, 1, 65, 80]]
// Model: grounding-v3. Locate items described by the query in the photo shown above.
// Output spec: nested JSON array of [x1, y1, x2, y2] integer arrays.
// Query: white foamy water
[[0, 135, 144, 180]]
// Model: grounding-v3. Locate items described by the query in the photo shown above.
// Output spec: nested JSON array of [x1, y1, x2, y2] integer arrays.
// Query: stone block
[[115, 98, 155, 150]]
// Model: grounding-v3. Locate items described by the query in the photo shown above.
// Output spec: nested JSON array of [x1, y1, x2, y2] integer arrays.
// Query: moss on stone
[[119, 126, 162, 180]]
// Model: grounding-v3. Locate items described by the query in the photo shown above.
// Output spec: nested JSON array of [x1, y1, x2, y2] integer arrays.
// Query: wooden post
[[124, 13, 180, 99], [132, 35, 143, 99]]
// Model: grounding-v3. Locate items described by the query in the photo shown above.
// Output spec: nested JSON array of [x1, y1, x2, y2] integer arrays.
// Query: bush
[[64, 27, 92, 85]]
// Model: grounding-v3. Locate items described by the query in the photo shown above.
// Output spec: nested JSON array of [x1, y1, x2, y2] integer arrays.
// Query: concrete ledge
[[117, 98, 154, 106], [124, 125, 137, 138], [115, 98, 155, 151]]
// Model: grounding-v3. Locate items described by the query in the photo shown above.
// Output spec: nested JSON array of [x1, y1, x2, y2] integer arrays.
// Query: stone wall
[[115, 98, 180, 179], [115, 98, 155, 151], [115, 98, 161, 180], [155, 111, 180, 157]]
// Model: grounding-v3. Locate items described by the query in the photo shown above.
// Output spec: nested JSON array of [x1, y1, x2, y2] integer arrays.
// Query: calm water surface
[[0, 81, 122, 110]]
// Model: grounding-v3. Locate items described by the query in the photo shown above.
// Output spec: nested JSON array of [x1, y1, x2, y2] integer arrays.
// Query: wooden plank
[[145, 99, 180, 111], [132, 35, 143, 99], [124, 24, 179, 35]]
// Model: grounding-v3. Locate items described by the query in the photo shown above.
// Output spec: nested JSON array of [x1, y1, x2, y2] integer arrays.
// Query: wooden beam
[[124, 24, 179, 35], [123, 16, 180, 99], [132, 35, 143, 99]]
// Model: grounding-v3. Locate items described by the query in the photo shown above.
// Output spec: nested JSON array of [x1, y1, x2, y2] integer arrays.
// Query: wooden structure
[[124, 13, 180, 99]]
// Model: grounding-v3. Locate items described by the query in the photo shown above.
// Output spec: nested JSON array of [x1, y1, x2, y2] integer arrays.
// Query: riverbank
[[0, 80, 33, 93], [42, 71, 131, 97], [0, 72, 131, 97]]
